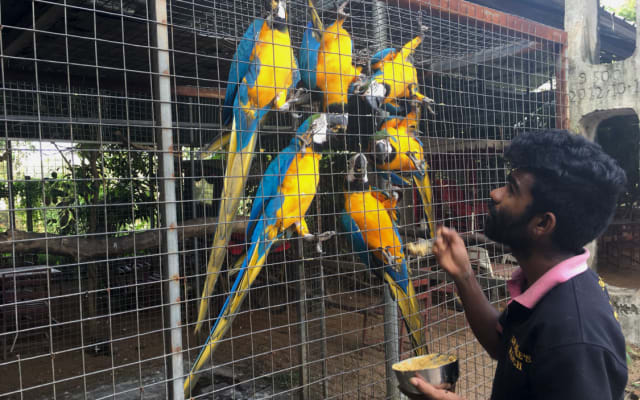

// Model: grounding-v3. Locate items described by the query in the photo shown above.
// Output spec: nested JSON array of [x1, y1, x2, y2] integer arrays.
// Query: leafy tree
[[605, 0, 636, 22]]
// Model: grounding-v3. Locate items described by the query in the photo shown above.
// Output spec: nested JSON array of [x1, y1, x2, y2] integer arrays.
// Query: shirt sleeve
[[530, 343, 627, 400]]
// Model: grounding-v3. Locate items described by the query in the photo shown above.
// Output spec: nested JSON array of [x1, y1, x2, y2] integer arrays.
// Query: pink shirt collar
[[507, 249, 590, 309]]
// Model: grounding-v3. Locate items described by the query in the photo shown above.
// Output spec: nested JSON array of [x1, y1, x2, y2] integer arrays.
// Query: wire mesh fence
[[0, 0, 566, 398]]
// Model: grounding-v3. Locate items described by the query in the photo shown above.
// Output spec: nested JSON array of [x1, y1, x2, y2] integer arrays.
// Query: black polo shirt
[[491, 255, 628, 399]]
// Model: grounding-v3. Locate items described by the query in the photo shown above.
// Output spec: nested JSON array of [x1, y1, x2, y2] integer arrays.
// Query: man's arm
[[433, 227, 504, 360]]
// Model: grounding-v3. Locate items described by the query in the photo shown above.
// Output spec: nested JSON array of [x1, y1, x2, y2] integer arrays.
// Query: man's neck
[[513, 246, 581, 288]]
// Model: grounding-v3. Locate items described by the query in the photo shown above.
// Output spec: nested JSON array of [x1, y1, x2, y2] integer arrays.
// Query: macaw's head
[[346, 153, 368, 185], [267, 0, 288, 27], [372, 132, 395, 167], [297, 113, 334, 151]]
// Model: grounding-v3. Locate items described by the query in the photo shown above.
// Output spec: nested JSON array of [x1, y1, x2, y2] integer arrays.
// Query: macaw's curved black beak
[[373, 139, 392, 166], [353, 153, 368, 175], [327, 113, 349, 133]]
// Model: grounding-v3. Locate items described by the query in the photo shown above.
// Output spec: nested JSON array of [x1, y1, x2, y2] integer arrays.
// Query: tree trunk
[[0, 217, 248, 260]]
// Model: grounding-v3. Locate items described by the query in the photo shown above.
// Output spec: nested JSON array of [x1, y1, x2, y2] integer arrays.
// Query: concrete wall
[[565, 0, 640, 344]]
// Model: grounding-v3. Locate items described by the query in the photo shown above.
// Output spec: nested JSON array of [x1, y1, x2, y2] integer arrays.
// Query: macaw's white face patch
[[276, 0, 286, 19], [364, 80, 386, 99], [311, 114, 328, 145]]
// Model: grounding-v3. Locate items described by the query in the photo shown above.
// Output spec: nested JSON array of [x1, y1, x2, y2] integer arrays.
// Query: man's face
[[484, 169, 536, 253]]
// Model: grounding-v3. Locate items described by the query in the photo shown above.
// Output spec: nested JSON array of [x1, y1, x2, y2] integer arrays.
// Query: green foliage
[[605, 0, 636, 22], [6, 143, 157, 235]]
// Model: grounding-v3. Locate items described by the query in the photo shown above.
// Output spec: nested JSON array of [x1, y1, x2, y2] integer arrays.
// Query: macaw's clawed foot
[[304, 230, 336, 254], [406, 151, 425, 172], [380, 246, 402, 265], [280, 87, 310, 112], [337, 1, 349, 18], [420, 95, 436, 115]]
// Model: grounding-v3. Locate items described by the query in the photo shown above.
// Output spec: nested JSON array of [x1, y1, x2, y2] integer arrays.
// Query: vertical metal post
[[25, 176, 33, 232], [372, 1, 388, 52], [152, 0, 184, 398], [372, 3, 402, 398], [6, 141, 15, 233], [188, 99, 201, 302], [296, 247, 309, 400], [384, 286, 401, 400], [316, 202, 329, 399]]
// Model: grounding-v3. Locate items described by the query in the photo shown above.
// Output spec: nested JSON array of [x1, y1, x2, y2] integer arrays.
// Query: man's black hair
[[504, 129, 627, 253]]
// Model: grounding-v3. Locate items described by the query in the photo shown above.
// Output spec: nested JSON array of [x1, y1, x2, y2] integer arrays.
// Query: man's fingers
[[410, 376, 458, 400], [410, 377, 441, 396]]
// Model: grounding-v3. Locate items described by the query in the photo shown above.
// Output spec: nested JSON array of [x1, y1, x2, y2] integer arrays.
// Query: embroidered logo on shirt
[[508, 336, 532, 371], [598, 276, 619, 321]]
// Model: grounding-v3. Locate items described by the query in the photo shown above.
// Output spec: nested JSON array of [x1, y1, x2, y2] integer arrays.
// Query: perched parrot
[[195, 0, 302, 334], [371, 106, 435, 238], [299, 0, 365, 131], [364, 23, 435, 116], [184, 114, 336, 396], [341, 153, 427, 357]]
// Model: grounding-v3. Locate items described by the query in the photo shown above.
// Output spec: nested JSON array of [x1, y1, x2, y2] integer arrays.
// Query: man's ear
[[531, 212, 556, 237]]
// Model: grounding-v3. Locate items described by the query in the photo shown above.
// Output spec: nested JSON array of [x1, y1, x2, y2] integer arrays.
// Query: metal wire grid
[[0, 0, 565, 398]]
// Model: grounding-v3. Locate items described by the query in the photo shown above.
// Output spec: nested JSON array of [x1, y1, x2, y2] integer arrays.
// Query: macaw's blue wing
[[370, 48, 396, 72], [246, 145, 297, 239], [386, 171, 413, 188], [341, 207, 426, 356], [222, 19, 264, 126], [341, 212, 378, 271], [299, 22, 320, 90]]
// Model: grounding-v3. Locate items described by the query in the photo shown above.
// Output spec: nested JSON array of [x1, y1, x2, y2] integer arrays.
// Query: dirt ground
[[0, 260, 637, 399], [0, 285, 495, 399]]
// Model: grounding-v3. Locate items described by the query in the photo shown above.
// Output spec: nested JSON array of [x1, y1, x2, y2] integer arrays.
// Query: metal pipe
[[372, 1, 388, 52], [296, 250, 309, 400], [6, 141, 15, 233], [384, 285, 401, 399], [152, 0, 184, 398], [188, 99, 201, 305], [372, 3, 401, 398]]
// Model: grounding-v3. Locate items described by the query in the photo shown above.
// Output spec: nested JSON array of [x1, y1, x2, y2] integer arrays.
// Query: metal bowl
[[392, 354, 459, 396]]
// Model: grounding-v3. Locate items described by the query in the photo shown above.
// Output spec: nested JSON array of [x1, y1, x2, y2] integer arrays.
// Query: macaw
[[341, 153, 427, 357], [299, 0, 365, 131], [195, 0, 302, 334], [364, 24, 435, 116], [371, 106, 435, 238], [184, 114, 336, 396]]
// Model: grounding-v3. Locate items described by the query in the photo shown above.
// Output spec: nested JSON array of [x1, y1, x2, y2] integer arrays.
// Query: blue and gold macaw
[[299, 0, 365, 130], [184, 114, 336, 396], [341, 153, 426, 356], [371, 106, 435, 238], [363, 24, 435, 116], [195, 0, 302, 334]]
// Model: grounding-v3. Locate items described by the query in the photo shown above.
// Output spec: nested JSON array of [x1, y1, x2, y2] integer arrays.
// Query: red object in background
[[434, 178, 487, 232]]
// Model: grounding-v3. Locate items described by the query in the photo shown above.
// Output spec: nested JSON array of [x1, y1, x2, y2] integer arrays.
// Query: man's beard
[[484, 201, 534, 255]]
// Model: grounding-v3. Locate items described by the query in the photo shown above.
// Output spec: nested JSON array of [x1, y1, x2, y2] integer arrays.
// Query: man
[[410, 130, 628, 399]]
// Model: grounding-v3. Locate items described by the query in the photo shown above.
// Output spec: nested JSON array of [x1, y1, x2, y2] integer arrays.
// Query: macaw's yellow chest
[[277, 150, 321, 229], [248, 25, 296, 109], [381, 55, 418, 100], [344, 191, 403, 260], [317, 21, 357, 108]]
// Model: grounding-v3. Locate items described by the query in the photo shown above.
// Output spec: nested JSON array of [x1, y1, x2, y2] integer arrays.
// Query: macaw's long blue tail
[[383, 266, 427, 357], [194, 108, 268, 334], [413, 173, 435, 239], [185, 220, 277, 396]]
